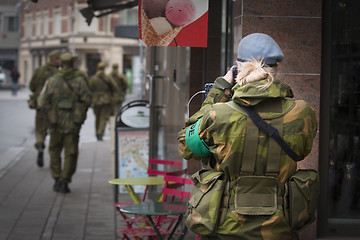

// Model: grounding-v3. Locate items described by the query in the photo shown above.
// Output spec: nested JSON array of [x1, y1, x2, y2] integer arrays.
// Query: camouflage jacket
[[37, 67, 92, 133], [178, 77, 318, 239], [29, 62, 59, 97], [89, 71, 118, 106], [108, 70, 128, 103]]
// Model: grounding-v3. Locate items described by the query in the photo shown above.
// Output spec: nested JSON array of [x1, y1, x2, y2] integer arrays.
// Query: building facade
[[0, 0, 20, 87], [19, 0, 139, 86]]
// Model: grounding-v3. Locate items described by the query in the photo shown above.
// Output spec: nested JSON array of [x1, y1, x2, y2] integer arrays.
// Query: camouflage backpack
[[61, 76, 88, 125], [239, 104, 320, 232], [186, 170, 225, 235], [28, 63, 59, 109], [41, 74, 89, 127]]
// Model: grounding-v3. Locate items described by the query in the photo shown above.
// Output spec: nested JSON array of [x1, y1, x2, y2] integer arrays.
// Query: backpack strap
[[62, 77, 84, 103], [62, 77, 74, 92], [240, 113, 283, 176], [266, 117, 283, 175], [241, 117, 258, 175], [241, 105, 300, 162], [99, 75, 113, 91]]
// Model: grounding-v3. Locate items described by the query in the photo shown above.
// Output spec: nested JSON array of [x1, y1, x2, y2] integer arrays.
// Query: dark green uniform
[[178, 77, 318, 240], [108, 65, 128, 114], [29, 60, 59, 150], [38, 55, 92, 192], [89, 68, 118, 140], [29, 50, 60, 167]]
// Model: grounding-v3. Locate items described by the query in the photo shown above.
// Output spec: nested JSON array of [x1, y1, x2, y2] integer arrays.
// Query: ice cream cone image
[[140, 7, 183, 46]]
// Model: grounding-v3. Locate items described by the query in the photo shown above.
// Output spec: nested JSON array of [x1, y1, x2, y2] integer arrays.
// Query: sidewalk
[[0, 140, 125, 240]]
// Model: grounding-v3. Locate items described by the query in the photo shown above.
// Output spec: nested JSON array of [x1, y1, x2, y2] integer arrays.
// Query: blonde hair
[[235, 58, 277, 90]]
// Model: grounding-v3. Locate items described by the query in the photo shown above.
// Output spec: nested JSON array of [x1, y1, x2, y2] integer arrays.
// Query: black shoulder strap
[[241, 105, 301, 162], [62, 77, 82, 102], [99, 76, 112, 91], [62, 77, 74, 92]]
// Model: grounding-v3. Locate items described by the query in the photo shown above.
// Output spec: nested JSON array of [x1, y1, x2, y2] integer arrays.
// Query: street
[[0, 88, 34, 157]]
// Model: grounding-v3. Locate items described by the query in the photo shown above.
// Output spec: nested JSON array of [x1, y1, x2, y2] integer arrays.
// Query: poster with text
[[139, 0, 208, 47]]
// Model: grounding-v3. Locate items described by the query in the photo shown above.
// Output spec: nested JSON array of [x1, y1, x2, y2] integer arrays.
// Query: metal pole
[[114, 112, 120, 203], [70, 9, 76, 55]]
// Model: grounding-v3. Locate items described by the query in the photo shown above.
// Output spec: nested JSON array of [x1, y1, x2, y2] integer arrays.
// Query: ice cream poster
[[139, 0, 209, 47]]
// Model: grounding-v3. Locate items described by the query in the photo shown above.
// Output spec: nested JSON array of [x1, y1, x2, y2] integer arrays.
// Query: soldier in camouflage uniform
[[178, 33, 318, 239], [108, 63, 128, 115], [29, 50, 61, 168], [38, 52, 92, 194], [89, 62, 118, 141]]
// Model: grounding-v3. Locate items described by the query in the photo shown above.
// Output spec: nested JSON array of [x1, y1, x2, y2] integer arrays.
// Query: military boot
[[59, 182, 70, 194], [37, 146, 44, 167], [53, 178, 60, 192]]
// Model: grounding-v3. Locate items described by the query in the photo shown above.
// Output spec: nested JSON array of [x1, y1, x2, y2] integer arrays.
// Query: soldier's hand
[[223, 66, 235, 85]]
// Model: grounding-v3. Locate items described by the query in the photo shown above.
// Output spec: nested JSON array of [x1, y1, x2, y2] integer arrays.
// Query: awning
[[80, 0, 138, 26]]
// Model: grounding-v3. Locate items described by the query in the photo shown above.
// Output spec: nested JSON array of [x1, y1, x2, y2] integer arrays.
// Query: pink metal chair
[[114, 158, 182, 239]]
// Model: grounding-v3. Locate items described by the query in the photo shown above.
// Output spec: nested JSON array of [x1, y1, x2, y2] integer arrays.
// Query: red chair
[[117, 168, 195, 239], [144, 158, 184, 201], [114, 158, 182, 239]]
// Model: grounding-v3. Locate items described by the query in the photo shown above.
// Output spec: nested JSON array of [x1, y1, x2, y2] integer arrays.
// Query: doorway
[[86, 53, 101, 78], [319, 0, 360, 237]]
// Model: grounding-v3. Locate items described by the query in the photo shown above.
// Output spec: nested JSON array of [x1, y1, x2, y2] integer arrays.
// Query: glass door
[[146, 46, 191, 162], [320, 0, 360, 237]]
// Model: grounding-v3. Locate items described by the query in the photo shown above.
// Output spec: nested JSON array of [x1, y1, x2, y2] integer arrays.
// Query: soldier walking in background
[[37, 52, 92, 193], [89, 62, 118, 141], [108, 63, 128, 115], [28, 50, 61, 168]]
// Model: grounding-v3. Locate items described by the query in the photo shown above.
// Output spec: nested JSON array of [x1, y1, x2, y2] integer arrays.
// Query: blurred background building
[[16, 0, 141, 98], [0, 0, 21, 87]]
